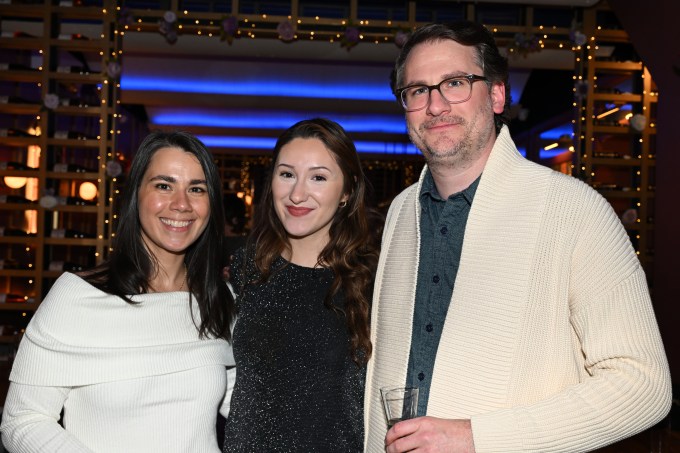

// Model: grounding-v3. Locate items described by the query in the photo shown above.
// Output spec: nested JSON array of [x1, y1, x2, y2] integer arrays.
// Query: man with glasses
[[364, 21, 671, 453]]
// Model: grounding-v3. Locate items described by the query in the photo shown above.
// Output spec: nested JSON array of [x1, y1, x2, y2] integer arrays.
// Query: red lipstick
[[287, 206, 312, 217]]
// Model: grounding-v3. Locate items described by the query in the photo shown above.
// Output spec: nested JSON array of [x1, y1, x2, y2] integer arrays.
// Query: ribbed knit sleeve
[[2, 383, 94, 453], [470, 179, 671, 452]]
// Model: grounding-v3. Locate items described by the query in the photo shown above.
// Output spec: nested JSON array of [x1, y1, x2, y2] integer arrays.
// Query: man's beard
[[409, 100, 495, 170]]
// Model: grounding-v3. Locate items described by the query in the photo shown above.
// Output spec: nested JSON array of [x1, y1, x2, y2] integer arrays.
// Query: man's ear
[[491, 82, 506, 114]]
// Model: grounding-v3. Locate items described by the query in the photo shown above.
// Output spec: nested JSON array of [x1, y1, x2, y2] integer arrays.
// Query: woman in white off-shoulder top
[[1, 131, 236, 453]]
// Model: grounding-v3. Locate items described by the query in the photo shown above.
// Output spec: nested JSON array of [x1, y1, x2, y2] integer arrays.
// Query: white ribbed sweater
[[364, 127, 671, 452], [1, 272, 235, 453]]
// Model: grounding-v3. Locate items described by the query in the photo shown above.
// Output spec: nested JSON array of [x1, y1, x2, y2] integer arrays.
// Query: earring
[[339, 200, 347, 208]]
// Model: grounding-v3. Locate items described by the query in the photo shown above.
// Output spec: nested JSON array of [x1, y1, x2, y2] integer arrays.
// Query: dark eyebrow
[[149, 175, 175, 183], [276, 163, 331, 172], [403, 71, 471, 87], [149, 175, 207, 185], [276, 163, 293, 169]]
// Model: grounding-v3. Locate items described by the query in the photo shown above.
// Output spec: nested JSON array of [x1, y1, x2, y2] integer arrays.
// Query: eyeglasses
[[396, 74, 489, 112]]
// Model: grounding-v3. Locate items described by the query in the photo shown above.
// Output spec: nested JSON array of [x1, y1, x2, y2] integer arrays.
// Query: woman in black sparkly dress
[[223, 118, 380, 452]]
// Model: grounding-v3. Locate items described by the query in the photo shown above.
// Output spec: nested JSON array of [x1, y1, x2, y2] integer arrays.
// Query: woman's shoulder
[[39, 272, 103, 307], [27, 272, 116, 333]]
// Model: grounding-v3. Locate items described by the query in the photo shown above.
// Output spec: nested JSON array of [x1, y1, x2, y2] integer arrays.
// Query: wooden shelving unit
[[0, 0, 121, 340], [573, 3, 657, 278]]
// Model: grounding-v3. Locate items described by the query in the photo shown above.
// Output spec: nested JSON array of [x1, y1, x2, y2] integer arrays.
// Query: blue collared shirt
[[406, 170, 480, 416]]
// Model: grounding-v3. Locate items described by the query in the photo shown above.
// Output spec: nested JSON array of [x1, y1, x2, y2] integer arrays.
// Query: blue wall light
[[197, 135, 420, 155], [121, 76, 395, 101], [151, 110, 407, 134]]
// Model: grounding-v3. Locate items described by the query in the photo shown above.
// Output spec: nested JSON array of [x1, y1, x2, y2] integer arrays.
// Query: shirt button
[[418, 372, 425, 381], [426, 324, 433, 332], [432, 275, 440, 283], [440, 226, 448, 235]]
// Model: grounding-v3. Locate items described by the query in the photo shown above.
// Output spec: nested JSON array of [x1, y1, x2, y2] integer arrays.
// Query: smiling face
[[403, 39, 505, 169], [137, 146, 210, 261], [272, 137, 348, 255]]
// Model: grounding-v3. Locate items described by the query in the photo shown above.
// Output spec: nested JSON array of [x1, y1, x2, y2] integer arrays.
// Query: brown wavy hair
[[247, 118, 380, 366]]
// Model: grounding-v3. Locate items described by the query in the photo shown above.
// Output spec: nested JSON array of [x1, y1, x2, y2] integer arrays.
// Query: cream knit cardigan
[[364, 127, 671, 452]]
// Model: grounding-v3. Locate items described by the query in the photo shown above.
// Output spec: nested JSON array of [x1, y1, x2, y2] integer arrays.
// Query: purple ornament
[[277, 20, 295, 42]]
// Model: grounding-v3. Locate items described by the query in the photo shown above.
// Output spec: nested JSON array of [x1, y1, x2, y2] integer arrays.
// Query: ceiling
[[115, 0, 592, 157]]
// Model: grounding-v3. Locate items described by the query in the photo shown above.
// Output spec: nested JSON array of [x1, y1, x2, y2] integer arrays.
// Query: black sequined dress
[[223, 251, 365, 453]]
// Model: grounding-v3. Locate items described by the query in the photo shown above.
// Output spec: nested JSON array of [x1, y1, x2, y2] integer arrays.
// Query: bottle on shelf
[[53, 130, 97, 140], [0, 258, 19, 269], [0, 161, 34, 171], [57, 33, 89, 41], [0, 227, 37, 237], [0, 258, 33, 270], [59, 97, 95, 108], [55, 65, 91, 75], [0, 63, 38, 72], [52, 163, 96, 173], [50, 228, 95, 239], [47, 260, 85, 272], [0, 294, 28, 304], [0, 128, 35, 138], [593, 152, 623, 159], [0, 195, 37, 204], [0, 31, 37, 39], [0, 95, 34, 104], [64, 196, 97, 206]]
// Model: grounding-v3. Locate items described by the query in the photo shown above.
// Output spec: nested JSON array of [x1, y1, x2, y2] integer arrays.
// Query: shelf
[[594, 28, 630, 42], [0, 0, 119, 319], [54, 105, 108, 116], [0, 103, 42, 115], [0, 4, 45, 18], [0, 269, 37, 277], [44, 238, 100, 246], [592, 125, 634, 134], [0, 236, 39, 245], [51, 38, 108, 52], [590, 157, 642, 166], [0, 334, 22, 344], [0, 303, 37, 311], [45, 205, 100, 213], [0, 69, 43, 83], [591, 93, 642, 103], [45, 171, 100, 180], [0, 202, 38, 210], [593, 61, 643, 71], [47, 137, 101, 147], [596, 189, 654, 199], [48, 72, 106, 84], [0, 169, 40, 178], [51, 5, 111, 21], [0, 136, 41, 147], [624, 223, 654, 232], [0, 36, 44, 51], [0, 3, 109, 20]]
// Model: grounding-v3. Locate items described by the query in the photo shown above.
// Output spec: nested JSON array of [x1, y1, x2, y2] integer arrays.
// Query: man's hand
[[384, 417, 475, 453]]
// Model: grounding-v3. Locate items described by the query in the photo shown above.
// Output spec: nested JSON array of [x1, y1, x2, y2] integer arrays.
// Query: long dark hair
[[247, 118, 379, 365], [391, 21, 511, 133], [84, 130, 235, 341]]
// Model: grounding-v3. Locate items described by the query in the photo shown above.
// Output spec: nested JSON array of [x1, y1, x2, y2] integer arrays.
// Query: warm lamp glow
[[79, 182, 98, 200], [4, 176, 27, 189]]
